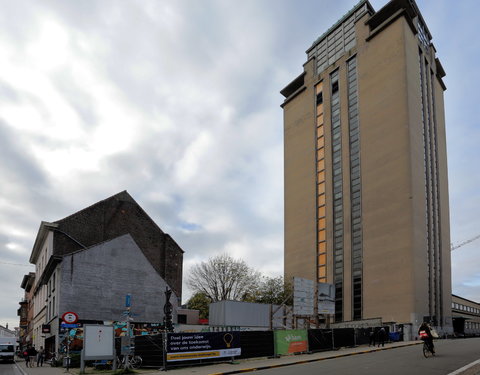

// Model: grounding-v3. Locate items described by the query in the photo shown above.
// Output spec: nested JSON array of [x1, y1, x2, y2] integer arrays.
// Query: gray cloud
[[0, 0, 478, 328]]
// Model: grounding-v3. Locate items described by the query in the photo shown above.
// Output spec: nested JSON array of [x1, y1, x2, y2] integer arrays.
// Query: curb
[[209, 342, 422, 375]]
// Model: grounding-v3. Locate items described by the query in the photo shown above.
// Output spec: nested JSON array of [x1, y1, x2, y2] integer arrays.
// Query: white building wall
[[31, 231, 54, 349], [59, 234, 178, 322]]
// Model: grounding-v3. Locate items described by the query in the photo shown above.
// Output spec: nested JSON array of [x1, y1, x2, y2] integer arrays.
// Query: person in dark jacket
[[369, 328, 376, 347], [418, 322, 435, 354], [28, 346, 37, 367], [377, 327, 387, 347], [37, 346, 45, 367], [23, 349, 30, 367]]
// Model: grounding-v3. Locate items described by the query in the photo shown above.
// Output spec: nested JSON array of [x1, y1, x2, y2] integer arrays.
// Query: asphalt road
[[0, 363, 23, 375], [253, 338, 480, 375]]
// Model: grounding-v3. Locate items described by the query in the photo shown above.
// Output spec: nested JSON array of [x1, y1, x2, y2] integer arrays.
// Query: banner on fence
[[166, 332, 241, 362], [274, 329, 308, 355]]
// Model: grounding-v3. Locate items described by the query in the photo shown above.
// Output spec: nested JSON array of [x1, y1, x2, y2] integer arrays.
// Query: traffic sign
[[61, 323, 79, 328], [62, 311, 79, 324]]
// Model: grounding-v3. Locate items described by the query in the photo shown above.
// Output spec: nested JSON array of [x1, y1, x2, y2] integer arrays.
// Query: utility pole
[[164, 287, 174, 332], [125, 294, 132, 370]]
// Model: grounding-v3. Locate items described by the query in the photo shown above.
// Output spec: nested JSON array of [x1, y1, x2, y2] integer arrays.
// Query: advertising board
[[83, 325, 115, 360], [166, 332, 241, 362], [274, 329, 308, 355], [293, 277, 314, 316], [317, 282, 335, 315]]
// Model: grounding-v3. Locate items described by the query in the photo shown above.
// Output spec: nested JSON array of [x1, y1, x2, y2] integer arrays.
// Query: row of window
[[316, 80, 327, 284], [417, 19, 430, 50], [307, 3, 368, 74], [419, 47, 443, 325], [452, 303, 480, 315], [330, 69, 344, 323], [47, 296, 56, 321], [47, 272, 56, 297], [465, 321, 480, 330], [347, 56, 362, 321], [313, 57, 363, 322], [46, 271, 57, 321]]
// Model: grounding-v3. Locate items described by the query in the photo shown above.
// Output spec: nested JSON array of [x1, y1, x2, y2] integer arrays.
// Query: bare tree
[[187, 253, 261, 302]]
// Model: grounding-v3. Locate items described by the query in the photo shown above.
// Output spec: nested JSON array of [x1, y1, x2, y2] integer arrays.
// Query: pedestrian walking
[[369, 328, 376, 347], [377, 327, 386, 347], [23, 349, 30, 367], [37, 346, 45, 367], [28, 346, 37, 367]]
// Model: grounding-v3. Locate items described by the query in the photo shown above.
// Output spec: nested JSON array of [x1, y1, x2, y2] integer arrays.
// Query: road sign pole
[[66, 335, 70, 372], [126, 294, 131, 370]]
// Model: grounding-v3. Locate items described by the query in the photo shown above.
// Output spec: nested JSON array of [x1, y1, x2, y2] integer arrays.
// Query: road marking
[[447, 359, 480, 375], [14, 361, 28, 375]]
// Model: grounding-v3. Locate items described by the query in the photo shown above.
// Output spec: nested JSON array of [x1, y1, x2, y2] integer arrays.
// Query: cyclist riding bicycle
[[418, 322, 435, 355]]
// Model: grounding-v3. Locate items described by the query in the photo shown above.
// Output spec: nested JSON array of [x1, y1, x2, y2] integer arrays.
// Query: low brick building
[[26, 191, 184, 352]]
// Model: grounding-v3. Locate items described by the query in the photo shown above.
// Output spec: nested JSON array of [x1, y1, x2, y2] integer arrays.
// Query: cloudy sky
[[1, 0, 479, 329]]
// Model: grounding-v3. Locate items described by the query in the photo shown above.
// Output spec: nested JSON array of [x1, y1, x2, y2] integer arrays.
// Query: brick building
[[26, 191, 184, 352]]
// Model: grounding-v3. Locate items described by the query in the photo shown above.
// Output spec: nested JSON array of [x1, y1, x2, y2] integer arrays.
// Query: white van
[[0, 337, 16, 362]]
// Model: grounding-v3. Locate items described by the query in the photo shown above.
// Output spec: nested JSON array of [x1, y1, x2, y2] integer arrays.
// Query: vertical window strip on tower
[[347, 56, 362, 321], [425, 58, 437, 325], [425, 58, 441, 326], [428, 67, 442, 327], [430, 70, 443, 325], [425, 59, 439, 326], [419, 49, 433, 322], [330, 69, 343, 322], [315, 82, 327, 283]]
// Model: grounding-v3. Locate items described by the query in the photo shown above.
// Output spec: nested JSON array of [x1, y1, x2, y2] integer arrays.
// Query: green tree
[[254, 276, 293, 305], [185, 292, 211, 319]]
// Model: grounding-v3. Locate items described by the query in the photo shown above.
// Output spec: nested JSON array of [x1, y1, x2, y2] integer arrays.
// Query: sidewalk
[[15, 341, 421, 375], [14, 359, 160, 375]]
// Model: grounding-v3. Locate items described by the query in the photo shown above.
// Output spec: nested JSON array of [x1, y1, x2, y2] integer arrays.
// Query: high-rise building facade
[[281, 0, 451, 332]]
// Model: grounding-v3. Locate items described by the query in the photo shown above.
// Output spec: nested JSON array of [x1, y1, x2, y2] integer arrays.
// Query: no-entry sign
[[62, 311, 79, 324]]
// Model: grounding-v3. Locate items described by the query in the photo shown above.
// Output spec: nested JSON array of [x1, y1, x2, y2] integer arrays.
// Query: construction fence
[[134, 326, 396, 369]]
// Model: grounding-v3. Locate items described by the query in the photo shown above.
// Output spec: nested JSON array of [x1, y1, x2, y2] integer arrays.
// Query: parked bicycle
[[117, 354, 142, 369], [48, 352, 58, 367]]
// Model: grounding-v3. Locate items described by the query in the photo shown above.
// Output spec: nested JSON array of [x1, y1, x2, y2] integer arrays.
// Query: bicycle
[[47, 352, 58, 367], [117, 354, 142, 369], [422, 340, 435, 358]]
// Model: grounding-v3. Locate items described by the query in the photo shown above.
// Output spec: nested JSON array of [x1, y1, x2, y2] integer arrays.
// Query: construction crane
[[451, 234, 480, 251]]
